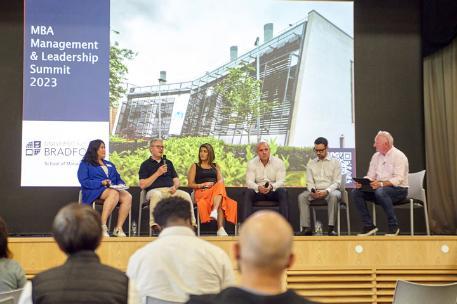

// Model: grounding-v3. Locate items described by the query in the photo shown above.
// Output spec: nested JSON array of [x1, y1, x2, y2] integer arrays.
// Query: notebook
[[352, 177, 374, 192]]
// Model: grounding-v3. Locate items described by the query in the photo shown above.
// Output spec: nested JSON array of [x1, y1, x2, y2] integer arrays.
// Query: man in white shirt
[[352, 131, 409, 236], [127, 197, 235, 303], [297, 137, 341, 236], [244, 141, 288, 221]]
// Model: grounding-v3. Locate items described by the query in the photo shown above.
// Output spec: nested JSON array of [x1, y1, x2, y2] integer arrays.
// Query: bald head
[[238, 211, 294, 272]]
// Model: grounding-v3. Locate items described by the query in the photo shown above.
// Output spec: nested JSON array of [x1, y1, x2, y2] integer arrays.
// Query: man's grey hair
[[150, 138, 163, 146], [53, 203, 102, 255], [375, 131, 394, 146], [256, 140, 269, 150]]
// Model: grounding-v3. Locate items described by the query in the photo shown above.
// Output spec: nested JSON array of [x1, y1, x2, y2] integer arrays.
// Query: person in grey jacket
[[0, 216, 26, 292]]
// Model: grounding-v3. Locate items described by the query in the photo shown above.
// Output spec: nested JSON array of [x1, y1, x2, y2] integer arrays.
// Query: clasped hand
[[258, 184, 271, 194], [102, 179, 111, 186], [370, 180, 381, 189], [201, 182, 214, 189], [311, 190, 327, 199]]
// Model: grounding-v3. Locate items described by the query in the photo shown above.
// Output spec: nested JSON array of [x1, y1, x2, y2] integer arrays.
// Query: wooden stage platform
[[10, 236, 457, 304]]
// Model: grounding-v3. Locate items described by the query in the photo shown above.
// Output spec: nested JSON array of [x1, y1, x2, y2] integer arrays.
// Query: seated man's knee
[[298, 191, 310, 204], [148, 190, 162, 202], [328, 191, 341, 200], [177, 190, 192, 203], [374, 188, 387, 199], [351, 189, 363, 200], [275, 188, 288, 198], [244, 188, 256, 198]]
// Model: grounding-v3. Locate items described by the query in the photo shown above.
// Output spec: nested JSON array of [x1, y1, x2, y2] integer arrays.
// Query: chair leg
[[372, 203, 377, 235], [138, 203, 142, 236], [312, 208, 317, 231], [149, 212, 152, 237], [128, 209, 132, 237], [337, 204, 341, 236], [410, 199, 414, 236], [346, 205, 351, 235], [423, 200, 431, 235], [108, 213, 113, 231], [197, 207, 201, 236]]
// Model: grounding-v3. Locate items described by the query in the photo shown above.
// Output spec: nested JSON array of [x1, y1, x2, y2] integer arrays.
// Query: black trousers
[[243, 188, 288, 221]]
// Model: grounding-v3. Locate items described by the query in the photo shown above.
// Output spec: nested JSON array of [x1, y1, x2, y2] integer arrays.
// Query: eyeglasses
[[313, 147, 327, 153], [151, 145, 164, 149]]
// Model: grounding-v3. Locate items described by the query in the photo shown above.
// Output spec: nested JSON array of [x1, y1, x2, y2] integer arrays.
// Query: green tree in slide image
[[109, 37, 136, 108], [214, 64, 275, 143]]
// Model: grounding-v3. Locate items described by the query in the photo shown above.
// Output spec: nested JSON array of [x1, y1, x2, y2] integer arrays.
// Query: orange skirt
[[195, 182, 237, 224]]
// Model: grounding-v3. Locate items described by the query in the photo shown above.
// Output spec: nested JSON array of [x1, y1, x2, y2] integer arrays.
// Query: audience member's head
[[53, 203, 102, 255], [235, 211, 294, 276], [0, 216, 12, 259], [153, 197, 192, 229]]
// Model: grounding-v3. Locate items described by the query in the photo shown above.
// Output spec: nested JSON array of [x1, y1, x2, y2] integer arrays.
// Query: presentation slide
[[22, 0, 354, 187], [22, 0, 110, 186]]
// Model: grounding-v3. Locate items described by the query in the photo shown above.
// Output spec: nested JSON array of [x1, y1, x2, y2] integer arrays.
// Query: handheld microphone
[[162, 154, 167, 165], [264, 181, 270, 188]]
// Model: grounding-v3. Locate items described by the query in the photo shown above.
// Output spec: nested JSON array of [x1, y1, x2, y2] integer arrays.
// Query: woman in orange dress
[[187, 143, 237, 236]]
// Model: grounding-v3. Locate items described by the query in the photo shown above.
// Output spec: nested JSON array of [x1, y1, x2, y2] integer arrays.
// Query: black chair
[[372, 170, 430, 235], [308, 174, 351, 235], [78, 190, 131, 236], [252, 200, 281, 212], [138, 189, 199, 236]]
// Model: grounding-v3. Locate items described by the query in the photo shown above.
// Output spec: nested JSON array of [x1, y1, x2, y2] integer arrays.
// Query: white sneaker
[[217, 227, 228, 236], [357, 226, 378, 236], [102, 224, 110, 237], [113, 227, 127, 237], [210, 209, 218, 220], [385, 227, 400, 236]]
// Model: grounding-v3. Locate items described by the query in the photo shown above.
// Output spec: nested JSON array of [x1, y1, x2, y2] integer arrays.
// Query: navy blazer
[[77, 160, 125, 204]]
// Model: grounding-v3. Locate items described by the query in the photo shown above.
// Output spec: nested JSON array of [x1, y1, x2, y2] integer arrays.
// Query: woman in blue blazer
[[77, 139, 132, 237]]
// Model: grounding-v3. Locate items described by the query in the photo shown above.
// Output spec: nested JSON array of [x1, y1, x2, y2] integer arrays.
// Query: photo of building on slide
[[108, 1, 354, 187]]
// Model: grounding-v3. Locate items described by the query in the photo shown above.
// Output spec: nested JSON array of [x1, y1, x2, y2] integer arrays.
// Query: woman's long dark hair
[[198, 143, 216, 168], [82, 139, 104, 166], [0, 216, 12, 259]]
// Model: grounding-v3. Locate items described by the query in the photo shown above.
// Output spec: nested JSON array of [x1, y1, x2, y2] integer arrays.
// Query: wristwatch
[[380, 182, 384, 187]]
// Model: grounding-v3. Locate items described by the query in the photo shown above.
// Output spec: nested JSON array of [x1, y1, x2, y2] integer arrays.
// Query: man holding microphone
[[139, 138, 195, 233]]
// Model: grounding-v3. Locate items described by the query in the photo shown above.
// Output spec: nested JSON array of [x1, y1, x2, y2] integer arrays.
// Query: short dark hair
[[0, 217, 12, 259], [82, 139, 104, 166], [53, 203, 102, 255], [153, 197, 192, 228], [314, 137, 328, 147]]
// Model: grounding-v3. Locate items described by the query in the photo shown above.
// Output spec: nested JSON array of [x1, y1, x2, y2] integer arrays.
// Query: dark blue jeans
[[352, 186, 408, 228], [243, 188, 288, 221]]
